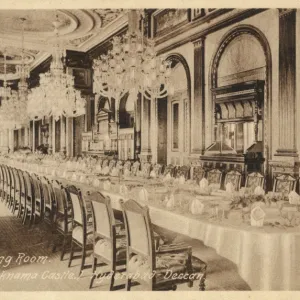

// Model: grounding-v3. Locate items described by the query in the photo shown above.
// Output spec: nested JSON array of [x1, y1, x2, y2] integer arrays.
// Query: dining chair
[[17, 169, 27, 220], [131, 161, 140, 176], [22, 171, 35, 226], [67, 185, 93, 276], [245, 172, 265, 191], [51, 181, 73, 261], [191, 166, 206, 184], [224, 170, 242, 191], [30, 173, 44, 224], [175, 165, 190, 180], [0, 165, 5, 202], [151, 164, 163, 178], [163, 164, 176, 177], [206, 168, 223, 189], [88, 192, 127, 290], [7, 166, 15, 209], [273, 174, 297, 195], [11, 168, 21, 214], [120, 199, 207, 291]]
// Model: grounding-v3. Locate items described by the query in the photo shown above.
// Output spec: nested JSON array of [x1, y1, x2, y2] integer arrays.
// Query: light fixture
[[27, 13, 86, 121], [93, 10, 174, 101], [16, 17, 30, 101]]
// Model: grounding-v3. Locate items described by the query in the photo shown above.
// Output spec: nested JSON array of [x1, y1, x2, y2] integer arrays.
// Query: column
[[134, 94, 141, 158], [192, 37, 206, 154], [48, 117, 52, 154], [150, 98, 158, 164], [60, 115, 66, 154], [8, 130, 14, 153], [52, 118, 56, 154], [66, 117, 74, 157], [140, 96, 152, 162], [32, 120, 36, 152], [24, 126, 28, 148], [275, 9, 297, 157], [6, 129, 9, 152]]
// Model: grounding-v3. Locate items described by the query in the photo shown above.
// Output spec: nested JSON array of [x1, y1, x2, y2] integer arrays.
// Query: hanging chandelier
[[93, 10, 174, 102], [16, 18, 30, 102], [0, 50, 19, 129], [27, 13, 86, 121]]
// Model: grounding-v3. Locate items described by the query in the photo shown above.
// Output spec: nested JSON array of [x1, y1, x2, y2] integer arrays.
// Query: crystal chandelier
[[27, 13, 86, 121], [93, 10, 174, 102], [16, 18, 30, 102], [0, 50, 17, 129]]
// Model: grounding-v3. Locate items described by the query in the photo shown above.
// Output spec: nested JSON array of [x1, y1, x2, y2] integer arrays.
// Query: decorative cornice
[[157, 9, 267, 56]]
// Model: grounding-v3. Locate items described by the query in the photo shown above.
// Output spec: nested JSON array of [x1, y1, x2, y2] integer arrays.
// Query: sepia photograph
[[0, 2, 299, 297]]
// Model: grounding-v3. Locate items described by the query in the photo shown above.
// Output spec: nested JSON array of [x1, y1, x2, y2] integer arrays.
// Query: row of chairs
[[0, 163, 207, 291]]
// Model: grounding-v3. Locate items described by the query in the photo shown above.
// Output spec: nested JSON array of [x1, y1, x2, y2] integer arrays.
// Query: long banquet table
[[3, 159, 300, 291]]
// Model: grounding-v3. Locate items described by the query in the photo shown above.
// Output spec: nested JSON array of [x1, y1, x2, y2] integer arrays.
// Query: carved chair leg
[[199, 269, 206, 291], [89, 256, 97, 289], [79, 246, 86, 277], [22, 208, 27, 225], [68, 240, 74, 268], [126, 277, 132, 291], [60, 235, 68, 261], [109, 262, 116, 291]]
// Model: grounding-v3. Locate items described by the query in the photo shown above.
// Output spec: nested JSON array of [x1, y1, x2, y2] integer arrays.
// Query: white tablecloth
[[3, 160, 300, 291], [99, 190, 300, 291]]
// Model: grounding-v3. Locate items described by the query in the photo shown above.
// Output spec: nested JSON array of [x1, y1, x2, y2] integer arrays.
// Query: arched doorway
[[208, 25, 272, 177], [156, 54, 191, 165]]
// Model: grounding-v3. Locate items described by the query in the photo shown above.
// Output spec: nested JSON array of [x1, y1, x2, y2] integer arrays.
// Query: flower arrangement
[[264, 192, 289, 203], [229, 194, 266, 210]]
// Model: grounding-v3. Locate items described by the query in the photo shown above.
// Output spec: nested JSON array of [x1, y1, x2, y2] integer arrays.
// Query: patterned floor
[[0, 201, 250, 291]]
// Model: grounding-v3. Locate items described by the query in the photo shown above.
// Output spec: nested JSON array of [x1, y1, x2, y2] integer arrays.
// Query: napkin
[[92, 178, 101, 188], [163, 173, 172, 182], [101, 166, 110, 176], [79, 175, 86, 183], [199, 178, 209, 189], [95, 164, 102, 173], [110, 167, 119, 177], [190, 198, 204, 215], [179, 175, 185, 185], [139, 188, 149, 202], [254, 186, 265, 196], [150, 170, 157, 178], [288, 191, 300, 205], [103, 180, 111, 191], [165, 193, 175, 209], [250, 206, 265, 227], [120, 184, 129, 199], [225, 182, 235, 193], [71, 173, 78, 182], [124, 169, 131, 177]]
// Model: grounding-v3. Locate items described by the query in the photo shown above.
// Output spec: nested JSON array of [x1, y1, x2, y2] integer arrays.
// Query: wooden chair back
[[273, 174, 296, 194], [245, 172, 265, 190], [120, 199, 155, 268], [192, 166, 206, 184], [207, 168, 222, 188], [224, 170, 242, 191]]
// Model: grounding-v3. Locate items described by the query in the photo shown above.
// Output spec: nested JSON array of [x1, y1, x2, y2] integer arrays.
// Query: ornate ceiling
[[0, 9, 127, 80]]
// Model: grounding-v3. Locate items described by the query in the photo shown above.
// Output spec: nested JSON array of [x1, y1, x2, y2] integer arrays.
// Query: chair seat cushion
[[72, 225, 93, 244], [94, 237, 126, 261], [127, 253, 206, 283]]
